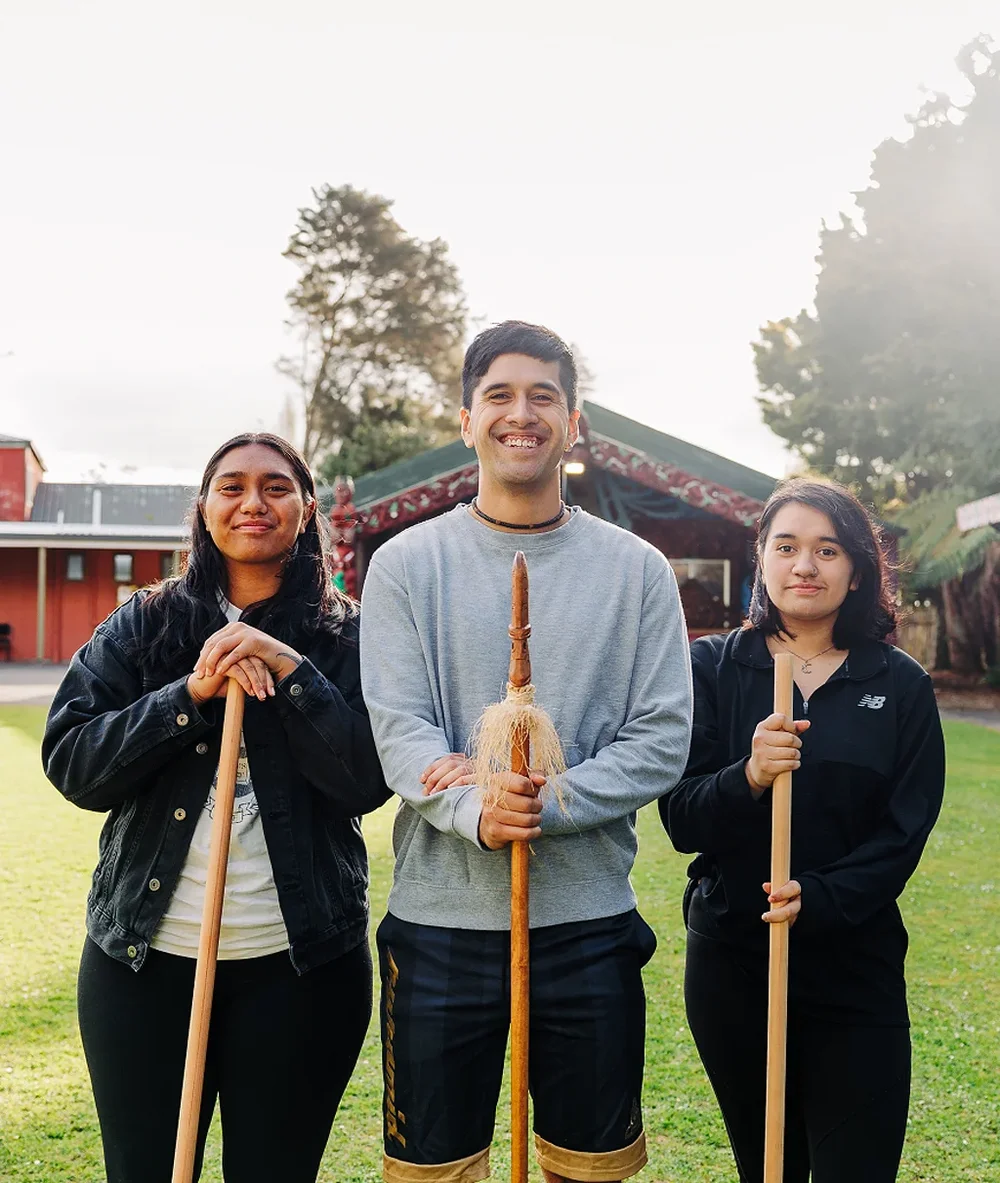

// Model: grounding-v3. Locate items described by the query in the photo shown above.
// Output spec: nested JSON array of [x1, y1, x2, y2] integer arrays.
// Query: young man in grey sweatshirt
[[360, 321, 693, 1183]]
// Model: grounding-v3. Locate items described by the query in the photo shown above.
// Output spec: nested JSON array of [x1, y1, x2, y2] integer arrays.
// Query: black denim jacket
[[42, 593, 390, 974]]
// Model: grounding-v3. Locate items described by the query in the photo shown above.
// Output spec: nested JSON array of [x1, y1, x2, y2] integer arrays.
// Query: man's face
[[460, 353, 580, 495]]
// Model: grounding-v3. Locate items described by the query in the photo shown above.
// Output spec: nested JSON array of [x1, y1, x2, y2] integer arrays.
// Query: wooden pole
[[36, 546, 47, 661], [763, 653, 794, 1183], [509, 552, 531, 1183], [171, 678, 245, 1183]]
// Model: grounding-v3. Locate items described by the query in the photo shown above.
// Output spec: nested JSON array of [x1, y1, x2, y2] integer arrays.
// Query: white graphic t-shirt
[[152, 601, 289, 959]]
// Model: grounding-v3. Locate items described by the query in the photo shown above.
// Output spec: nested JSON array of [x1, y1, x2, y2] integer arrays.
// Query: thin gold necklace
[[776, 641, 836, 674]]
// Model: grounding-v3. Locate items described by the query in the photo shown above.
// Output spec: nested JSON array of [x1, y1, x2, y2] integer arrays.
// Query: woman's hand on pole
[[421, 753, 474, 795], [745, 713, 811, 794], [762, 879, 801, 926], [195, 623, 303, 686], [478, 771, 545, 850], [187, 657, 273, 704]]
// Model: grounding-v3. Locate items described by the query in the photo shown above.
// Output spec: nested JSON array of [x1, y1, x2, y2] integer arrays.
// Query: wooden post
[[763, 653, 794, 1183], [171, 679, 245, 1183], [35, 545, 47, 661], [509, 553, 531, 1183]]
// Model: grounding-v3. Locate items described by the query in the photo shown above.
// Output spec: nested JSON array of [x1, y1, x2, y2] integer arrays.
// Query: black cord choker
[[471, 498, 566, 531]]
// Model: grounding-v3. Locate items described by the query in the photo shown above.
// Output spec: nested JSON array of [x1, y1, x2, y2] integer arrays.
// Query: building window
[[667, 558, 732, 630], [160, 552, 175, 580], [66, 553, 85, 582], [113, 553, 134, 584]]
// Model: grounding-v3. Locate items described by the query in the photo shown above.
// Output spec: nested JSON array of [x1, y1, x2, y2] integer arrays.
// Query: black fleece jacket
[[659, 627, 945, 1024]]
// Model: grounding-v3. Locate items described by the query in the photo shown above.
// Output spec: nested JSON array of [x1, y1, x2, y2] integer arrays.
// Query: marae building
[[0, 405, 780, 663]]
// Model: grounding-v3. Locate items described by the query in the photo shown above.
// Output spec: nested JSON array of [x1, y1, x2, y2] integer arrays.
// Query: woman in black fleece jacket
[[659, 479, 944, 1183]]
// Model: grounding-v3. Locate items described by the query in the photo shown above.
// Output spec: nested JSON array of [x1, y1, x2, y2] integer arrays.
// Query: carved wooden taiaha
[[508, 552, 531, 1183]]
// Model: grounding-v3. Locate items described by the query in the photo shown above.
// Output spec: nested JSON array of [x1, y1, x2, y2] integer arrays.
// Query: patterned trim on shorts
[[535, 1130, 648, 1181], [383, 1148, 490, 1183]]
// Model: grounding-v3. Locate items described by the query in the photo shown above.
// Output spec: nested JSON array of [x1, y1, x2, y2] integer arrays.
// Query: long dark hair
[[143, 433, 353, 676], [745, 478, 896, 648]]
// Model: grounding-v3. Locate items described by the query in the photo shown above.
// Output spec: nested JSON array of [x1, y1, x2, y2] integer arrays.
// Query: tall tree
[[279, 184, 467, 473], [753, 34, 1000, 508]]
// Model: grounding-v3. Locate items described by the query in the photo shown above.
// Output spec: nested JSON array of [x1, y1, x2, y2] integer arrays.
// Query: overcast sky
[[1, 1, 995, 485]]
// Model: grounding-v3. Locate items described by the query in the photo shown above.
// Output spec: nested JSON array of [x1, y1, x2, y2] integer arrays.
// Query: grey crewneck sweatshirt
[[360, 504, 693, 930]]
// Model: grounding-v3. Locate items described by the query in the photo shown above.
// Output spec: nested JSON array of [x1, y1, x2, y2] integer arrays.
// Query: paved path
[[0, 664, 68, 706], [940, 708, 1000, 732]]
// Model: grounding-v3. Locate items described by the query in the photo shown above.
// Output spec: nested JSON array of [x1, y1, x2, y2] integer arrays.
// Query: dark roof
[[352, 400, 778, 508], [354, 438, 470, 508], [30, 483, 197, 526], [583, 402, 777, 503]]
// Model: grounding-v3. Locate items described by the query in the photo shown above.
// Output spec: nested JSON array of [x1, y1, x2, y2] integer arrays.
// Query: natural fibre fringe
[[470, 683, 568, 814]]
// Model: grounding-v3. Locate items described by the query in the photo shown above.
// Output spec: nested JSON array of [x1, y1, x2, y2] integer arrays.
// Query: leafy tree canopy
[[754, 34, 1000, 508], [279, 184, 467, 475]]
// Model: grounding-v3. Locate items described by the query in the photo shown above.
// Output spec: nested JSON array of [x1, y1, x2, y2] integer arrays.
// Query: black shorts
[[377, 909, 656, 1183]]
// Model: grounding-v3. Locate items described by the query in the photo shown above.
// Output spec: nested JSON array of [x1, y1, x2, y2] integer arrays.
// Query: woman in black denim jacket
[[44, 432, 389, 1183]]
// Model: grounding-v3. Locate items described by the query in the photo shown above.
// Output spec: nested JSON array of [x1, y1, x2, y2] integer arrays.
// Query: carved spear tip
[[511, 551, 528, 630], [513, 550, 527, 585]]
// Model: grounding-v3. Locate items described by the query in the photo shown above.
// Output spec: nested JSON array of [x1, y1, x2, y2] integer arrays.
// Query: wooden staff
[[509, 551, 531, 1183], [763, 653, 794, 1183], [171, 678, 245, 1183]]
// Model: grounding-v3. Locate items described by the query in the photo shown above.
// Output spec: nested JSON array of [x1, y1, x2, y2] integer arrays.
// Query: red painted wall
[[24, 452, 44, 516], [0, 449, 27, 521], [0, 549, 38, 660], [1, 549, 172, 662]]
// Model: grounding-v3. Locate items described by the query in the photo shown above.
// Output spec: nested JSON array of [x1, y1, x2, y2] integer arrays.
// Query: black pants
[[78, 937, 372, 1183], [686, 929, 911, 1183]]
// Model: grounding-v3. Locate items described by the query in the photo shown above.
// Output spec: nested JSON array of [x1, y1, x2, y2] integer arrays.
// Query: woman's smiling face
[[200, 443, 315, 570]]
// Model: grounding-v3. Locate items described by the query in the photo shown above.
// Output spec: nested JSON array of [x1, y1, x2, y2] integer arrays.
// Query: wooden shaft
[[509, 552, 530, 1183], [171, 679, 245, 1183], [763, 653, 794, 1183]]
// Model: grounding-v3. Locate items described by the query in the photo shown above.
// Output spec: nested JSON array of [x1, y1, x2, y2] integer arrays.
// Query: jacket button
[[174, 807, 187, 821], [176, 713, 190, 727], [196, 742, 209, 755], [149, 878, 161, 892], [127, 946, 138, 958], [289, 684, 303, 698]]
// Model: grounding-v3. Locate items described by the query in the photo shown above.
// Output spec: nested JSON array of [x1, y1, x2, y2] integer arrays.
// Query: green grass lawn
[[1, 707, 997, 1182]]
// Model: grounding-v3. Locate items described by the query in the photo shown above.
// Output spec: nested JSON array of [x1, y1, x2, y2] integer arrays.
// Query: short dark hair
[[745, 478, 896, 647], [461, 320, 577, 411]]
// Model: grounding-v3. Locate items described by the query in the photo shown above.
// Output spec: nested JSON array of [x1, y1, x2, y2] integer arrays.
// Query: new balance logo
[[858, 694, 886, 710]]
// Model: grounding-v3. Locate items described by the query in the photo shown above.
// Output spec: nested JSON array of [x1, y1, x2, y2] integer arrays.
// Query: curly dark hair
[[745, 478, 896, 647], [142, 433, 354, 676]]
